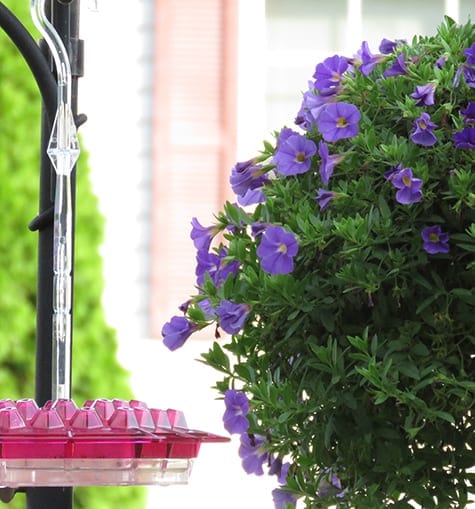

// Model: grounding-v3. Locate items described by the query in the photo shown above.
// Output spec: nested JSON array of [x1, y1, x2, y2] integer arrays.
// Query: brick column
[[150, 0, 238, 337]]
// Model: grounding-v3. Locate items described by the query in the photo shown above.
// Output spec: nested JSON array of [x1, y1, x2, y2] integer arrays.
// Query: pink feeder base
[[0, 399, 228, 487]]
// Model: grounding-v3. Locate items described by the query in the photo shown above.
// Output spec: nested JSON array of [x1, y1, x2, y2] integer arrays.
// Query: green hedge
[[0, 2, 146, 508]]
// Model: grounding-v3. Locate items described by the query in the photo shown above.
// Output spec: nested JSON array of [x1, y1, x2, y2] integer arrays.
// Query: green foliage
[[176, 18, 475, 509], [0, 2, 145, 508]]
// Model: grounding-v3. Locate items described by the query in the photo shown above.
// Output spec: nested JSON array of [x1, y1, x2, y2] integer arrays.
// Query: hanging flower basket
[[163, 17, 475, 509]]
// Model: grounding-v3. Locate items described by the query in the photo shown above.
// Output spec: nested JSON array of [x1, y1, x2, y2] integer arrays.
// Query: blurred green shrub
[[0, 2, 146, 508]]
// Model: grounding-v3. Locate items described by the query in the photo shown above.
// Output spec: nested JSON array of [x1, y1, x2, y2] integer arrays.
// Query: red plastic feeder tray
[[0, 398, 229, 487]]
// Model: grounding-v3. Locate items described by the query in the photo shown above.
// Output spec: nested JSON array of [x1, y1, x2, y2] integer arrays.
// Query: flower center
[[277, 243, 288, 254], [429, 233, 440, 243], [419, 120, 427, 129], [295, 152, 306, 162], [336, 117, 348, 128], [331, 71, 340, 82], [402, 175, 412, 187]]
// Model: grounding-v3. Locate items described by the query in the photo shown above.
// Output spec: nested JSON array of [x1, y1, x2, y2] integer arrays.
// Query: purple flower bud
[[383, 53, 408, 78], [190, 217, 219, 252], [318, 141, 345, 185], [316, 189, 336, 211]]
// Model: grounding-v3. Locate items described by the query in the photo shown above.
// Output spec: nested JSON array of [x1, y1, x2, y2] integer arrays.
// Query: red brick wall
[[151, 0, 238, 337]]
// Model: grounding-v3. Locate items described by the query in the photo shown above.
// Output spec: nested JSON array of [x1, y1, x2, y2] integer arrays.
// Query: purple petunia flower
[[317, 471, 344, 498], [312, 54, 349, 92], [358, 41, 386, 76], [410, 112, 437, 146], [421, 225, 449, 254], [216, 300, 250, 335], [454, 127, 475, 149], [379, 37, 405, 54], [269, 458, 292, 485], [272, 489, 298, 509], [222, 389, 249, 434], [190, 217, 219, 252], [316, 189, 336, 211], [463, 42, 475, 65], [296, 87, 336, 130], [390, 167, 423, 204], [462, 65, 475, 87], [410, 83, 436, 106], [461, 102, 475, 124], [273, 133, 317, 176], [317, 102, 361, 142], [435, 55, 447, 69], [256, 226, 299, 275], [162, 316, 197, 351], [198, 298, 216, 320], [195, 248, 240, 286], [238, 433, 268, 475], [276, 127, 298, 147], [383, 53, 408, 78], [318, 141, 345, 185], [230, 158, 267, 197]]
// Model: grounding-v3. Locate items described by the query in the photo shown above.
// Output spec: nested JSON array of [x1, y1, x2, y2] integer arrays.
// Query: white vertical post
[[345, 0, 363, 54], [236, 0, 267, 158], [444, 0, 460, 21]]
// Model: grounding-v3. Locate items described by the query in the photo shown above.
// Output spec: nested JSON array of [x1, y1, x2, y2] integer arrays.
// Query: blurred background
[[78, 1, 473, 507]]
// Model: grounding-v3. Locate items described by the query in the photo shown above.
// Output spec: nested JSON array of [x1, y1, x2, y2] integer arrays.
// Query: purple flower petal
[[273, 133, 317, 176], [216, 300, 250, 335], [230, 158, 267, 196], [454, 127, 475, 149], [223, 390, 249, 434], [238, 434, 268, 475], [463, 42, 475, 65], [410, 112, 437, 147], [318, 141, 344, 185], [256, 226, 299, 275], [461, 102, 475, 124], [272, 489, 298, 509], [162, 316, 197, 351], [316, 189, 336, 211], [317, 102, 361, 142], [410, 83, 436, 106], [190, 217, 218, 252], [383, 53, 408, 78], [421, 225, 450, 254], [390, 167, 423, 205]]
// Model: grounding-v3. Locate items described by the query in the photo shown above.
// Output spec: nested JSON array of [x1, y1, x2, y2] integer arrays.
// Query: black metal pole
[[26, 1, 83, 508]]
